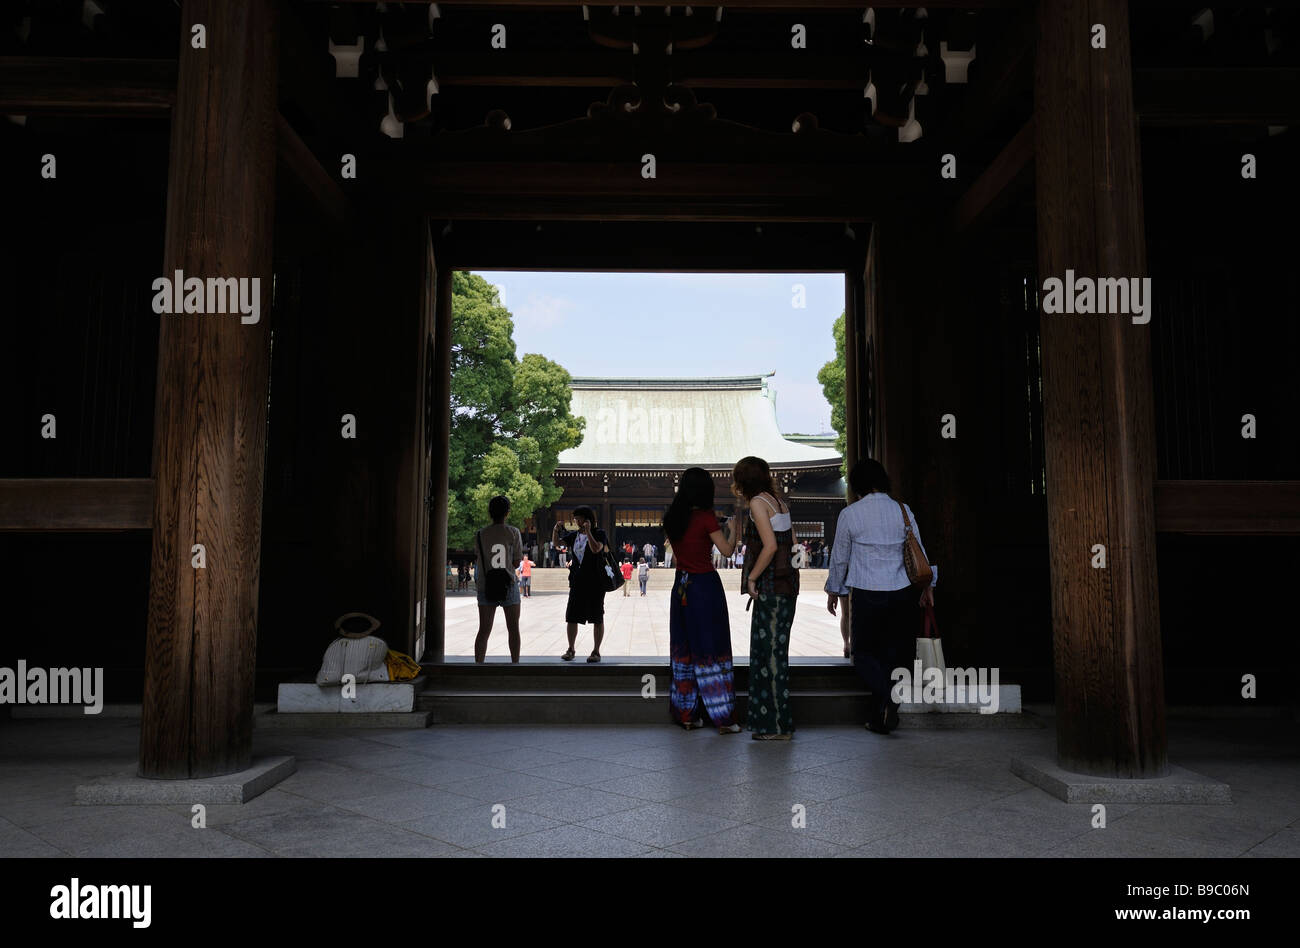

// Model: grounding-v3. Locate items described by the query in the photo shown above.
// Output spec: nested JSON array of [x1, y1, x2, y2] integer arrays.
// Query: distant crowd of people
[[466, 454, 936, 737], [453, 528, 829, 583]]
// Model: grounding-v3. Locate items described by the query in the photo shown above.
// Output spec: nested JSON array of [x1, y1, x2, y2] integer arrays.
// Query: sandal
[[561, 649, 575, 661], [753, 733, 792, 741], [587, 652, 601, 663], [718, 723, 742, 734]]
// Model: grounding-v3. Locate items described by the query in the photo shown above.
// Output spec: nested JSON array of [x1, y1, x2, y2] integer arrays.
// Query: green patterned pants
[[747, 592, 796, 735]]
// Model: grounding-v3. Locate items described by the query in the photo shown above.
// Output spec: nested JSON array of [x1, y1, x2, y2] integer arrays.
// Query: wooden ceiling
[[1, 2, 1296, 230]]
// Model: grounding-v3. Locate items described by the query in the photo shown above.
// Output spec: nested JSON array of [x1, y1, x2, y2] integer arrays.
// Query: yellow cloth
[[385, 650, 423, 681]]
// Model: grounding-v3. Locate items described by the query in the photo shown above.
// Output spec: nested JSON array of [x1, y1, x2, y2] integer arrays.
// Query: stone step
[[277, 677, 424, 713], [254, 709, 433, 728]]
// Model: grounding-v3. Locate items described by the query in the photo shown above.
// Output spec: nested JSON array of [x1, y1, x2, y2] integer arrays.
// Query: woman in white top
[[734, 456, 800, 740], [824, 459, 937, 733]]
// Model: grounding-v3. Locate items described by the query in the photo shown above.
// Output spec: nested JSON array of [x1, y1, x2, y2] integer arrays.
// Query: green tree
[[448, 272, 584, 548], [816, 311, 848, 477]]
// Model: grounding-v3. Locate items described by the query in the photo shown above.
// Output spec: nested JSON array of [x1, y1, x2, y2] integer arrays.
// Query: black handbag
[[597, 534, 624, 593]]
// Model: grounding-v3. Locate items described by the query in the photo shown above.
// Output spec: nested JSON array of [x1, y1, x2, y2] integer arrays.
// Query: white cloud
[[515, 292, 574, 330], [770, 379, 835, 435]]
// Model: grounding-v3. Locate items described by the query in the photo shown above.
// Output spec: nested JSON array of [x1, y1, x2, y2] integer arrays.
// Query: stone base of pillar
[[76, 756, 296, 805], [1011, 755, 1231, 804]]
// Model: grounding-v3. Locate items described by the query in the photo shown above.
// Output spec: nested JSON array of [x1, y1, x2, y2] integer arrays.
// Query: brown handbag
[[897, 499, 933, 586]]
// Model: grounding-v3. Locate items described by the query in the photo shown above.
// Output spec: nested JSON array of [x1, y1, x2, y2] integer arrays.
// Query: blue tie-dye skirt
[[668, 569, 735, 727]]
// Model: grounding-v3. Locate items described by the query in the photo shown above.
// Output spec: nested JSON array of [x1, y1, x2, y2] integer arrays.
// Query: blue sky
[[472, 271, 845, 434]]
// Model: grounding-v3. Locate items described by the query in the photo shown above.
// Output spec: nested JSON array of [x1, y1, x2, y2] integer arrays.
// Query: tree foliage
[[816, 311, 848, 477], [448, 272, 584, 548]]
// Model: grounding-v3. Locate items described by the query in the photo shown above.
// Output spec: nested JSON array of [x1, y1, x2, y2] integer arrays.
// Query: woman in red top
[[662, 466, 743, 733]]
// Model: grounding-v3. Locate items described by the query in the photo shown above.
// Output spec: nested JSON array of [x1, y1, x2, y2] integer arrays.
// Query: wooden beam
[[276, 113, 350, 225], [0, 479, 154, 531], [1155, 481, 1300, 535], [950, 118, 1034, 233], [1035, 0, 1166, 778], [443, 221, 862, 270], [953, 11, 1035, 141], [366, 159, 934, 221], [0, 57, 176, 116], [1135, 68, 1300, 126], [430, 51, 868, 89], [141, 0, 279, 781]]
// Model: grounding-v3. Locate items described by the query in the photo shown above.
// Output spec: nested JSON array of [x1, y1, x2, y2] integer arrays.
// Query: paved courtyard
[[445, 586, 849, 658], [1, 713, 1296, 858]]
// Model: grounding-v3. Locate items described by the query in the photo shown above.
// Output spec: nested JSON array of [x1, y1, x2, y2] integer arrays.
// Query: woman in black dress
[[551, 506, 614, 663]]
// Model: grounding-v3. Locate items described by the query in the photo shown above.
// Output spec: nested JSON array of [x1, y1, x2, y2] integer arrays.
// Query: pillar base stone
[[1010, 755, 1231, 804], [75, 755, 296, 805]]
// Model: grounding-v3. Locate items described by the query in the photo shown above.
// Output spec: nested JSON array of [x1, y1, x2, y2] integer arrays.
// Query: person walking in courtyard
[[734, 456, 799, 740], [637, 557, 649, 596], [518, 552, 533, 598], [474, 495, 524, 663], [621, 559, 634, 596], [825, 459, 937, 733], [553, 506, 612, 663], [663, 467, 742, 734]]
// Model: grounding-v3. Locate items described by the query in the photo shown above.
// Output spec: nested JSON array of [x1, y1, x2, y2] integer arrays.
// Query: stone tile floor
[[1, 715, 1296, 858]]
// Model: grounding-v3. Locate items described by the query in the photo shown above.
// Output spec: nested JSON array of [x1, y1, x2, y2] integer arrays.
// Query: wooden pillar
[[843, 268, 860, 473], [141, 0, 277, 778], [424, 252, 454, 663], [411, 230, 437, 661], [394, 222, 436, 661], [1036, 0, 1167, 776]]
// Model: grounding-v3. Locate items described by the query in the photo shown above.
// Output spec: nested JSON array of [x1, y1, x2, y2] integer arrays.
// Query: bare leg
[[503, 604, 521, 662], [474, 604, 497, 663], [590, 622, 604, 660], [565, 622, 578, 656]]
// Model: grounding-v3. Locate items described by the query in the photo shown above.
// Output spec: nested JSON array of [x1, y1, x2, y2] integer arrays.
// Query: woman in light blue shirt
[[825, 459, 937, 733]]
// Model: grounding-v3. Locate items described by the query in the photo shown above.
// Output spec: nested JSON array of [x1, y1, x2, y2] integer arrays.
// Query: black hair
[[573, 505, 597, 525], [488, 495, 510, 523], [663, 467, 715, 544], [848, 458, 891, 497]]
